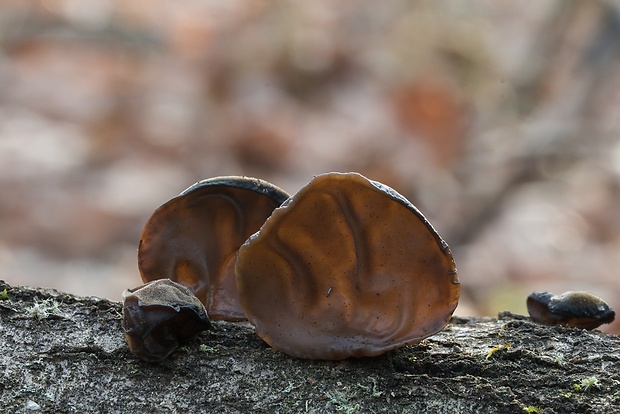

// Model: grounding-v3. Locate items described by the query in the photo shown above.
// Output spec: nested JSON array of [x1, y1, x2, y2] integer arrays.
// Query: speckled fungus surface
[[138, 176, 289, 321], [236, 172, 460, 360], [122, 279, 212, 362], [527, 291, 615, 330]]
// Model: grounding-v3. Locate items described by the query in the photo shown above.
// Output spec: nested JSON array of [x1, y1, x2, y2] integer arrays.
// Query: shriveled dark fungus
[[138, 176, 289, 321], [527, 291, 615, 330], [236, 172, 460, 360], [122, 279, 212, 362]]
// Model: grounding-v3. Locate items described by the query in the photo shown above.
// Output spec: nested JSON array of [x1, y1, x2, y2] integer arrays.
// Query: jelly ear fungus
[[122, 279, 212, 362], [138, 176, 289, 321], [235, 172, 460, 360], [527, 291, 615, 330]]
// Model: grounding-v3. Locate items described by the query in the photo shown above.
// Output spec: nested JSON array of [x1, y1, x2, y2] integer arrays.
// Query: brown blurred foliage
[[1, 1, 620, 332]]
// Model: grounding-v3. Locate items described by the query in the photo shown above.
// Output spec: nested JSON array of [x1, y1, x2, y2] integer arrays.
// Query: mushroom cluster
[[123, 172, 460, 361]]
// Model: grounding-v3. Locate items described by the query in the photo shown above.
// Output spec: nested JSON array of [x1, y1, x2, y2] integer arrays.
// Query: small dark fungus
[[138, 176, 289, 321], [236, 172, 460, 360], [122, 279, 212, 362], [527, 291, 615, 330]]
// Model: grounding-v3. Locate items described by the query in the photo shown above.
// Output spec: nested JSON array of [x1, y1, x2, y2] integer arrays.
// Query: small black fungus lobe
[[122, 279, 212, 362], [527, 291, 615, 330]]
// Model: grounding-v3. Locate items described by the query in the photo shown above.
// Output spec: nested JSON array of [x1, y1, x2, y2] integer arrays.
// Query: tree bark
[[1, 280, 619, 413]]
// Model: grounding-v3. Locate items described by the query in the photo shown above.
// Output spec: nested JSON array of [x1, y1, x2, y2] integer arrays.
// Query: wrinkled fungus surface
[[138, 176, 289, 321], [236, 172, 460, 360], [122, 279, 212, 362], [527, 291, 615, 330]]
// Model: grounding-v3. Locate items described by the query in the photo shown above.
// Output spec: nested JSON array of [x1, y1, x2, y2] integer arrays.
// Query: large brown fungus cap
[[236, 172, 460, 360], [138, 176, 289, 321]]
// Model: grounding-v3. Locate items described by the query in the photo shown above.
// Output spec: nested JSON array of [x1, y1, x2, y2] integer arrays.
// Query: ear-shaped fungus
[[527, 291, 615, 330], [138, 176, 289, 321], [236, 172, 460, 360], [122, 279, 212, 362]]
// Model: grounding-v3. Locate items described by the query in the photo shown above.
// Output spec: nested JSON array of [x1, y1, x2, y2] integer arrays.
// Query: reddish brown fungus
[[235, 172, 460, 360], [122, 279, 212, 362], [527, 291, 615, 330], [138, 176, 289, 321]]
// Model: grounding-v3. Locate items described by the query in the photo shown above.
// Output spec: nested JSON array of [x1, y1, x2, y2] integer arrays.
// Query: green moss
[[325, 391, 360, 414], [25, 298, 63, 319], [198, 344, 220, 354], [356, 377, 383, 398], [573, 376, 600, 392], [523, 406, 541, 413], [486, 343, 511, 359]]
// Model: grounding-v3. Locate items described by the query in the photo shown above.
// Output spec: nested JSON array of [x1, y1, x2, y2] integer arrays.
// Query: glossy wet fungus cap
[[138, 176, 289, 321], [527, 291, 615, 330], [122, 279, 212, 362], [236, 172, 460, 360]]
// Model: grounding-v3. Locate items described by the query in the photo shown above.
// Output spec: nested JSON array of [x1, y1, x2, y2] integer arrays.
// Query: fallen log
[[1, 280, 619, 413]]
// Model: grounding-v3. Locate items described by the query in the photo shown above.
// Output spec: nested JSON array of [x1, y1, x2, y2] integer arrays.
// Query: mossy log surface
[[1, 280, 619, 414]]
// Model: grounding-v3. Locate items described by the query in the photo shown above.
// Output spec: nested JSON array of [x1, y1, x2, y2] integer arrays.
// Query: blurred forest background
[[1, 1, 620, 333]]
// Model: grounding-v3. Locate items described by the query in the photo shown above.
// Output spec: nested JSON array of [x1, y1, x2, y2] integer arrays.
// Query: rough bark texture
[[1, 280, 619, 414]]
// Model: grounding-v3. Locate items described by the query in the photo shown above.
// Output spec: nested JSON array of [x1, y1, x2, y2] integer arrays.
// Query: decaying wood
[[1, 280, 619, 413]]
